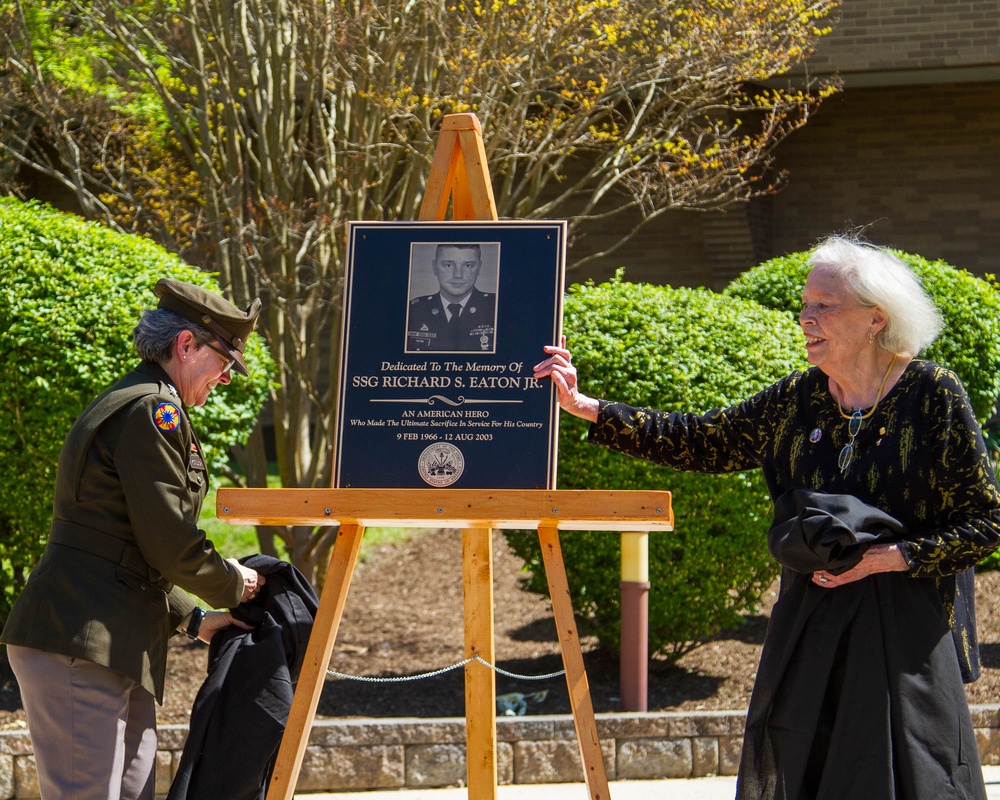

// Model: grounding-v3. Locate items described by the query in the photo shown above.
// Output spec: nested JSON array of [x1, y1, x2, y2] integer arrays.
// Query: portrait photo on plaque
[[335, 220, 566, 490], [405, 241, 499, 354]]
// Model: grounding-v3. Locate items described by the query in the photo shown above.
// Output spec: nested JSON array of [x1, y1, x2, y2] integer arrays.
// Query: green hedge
[[724, 249, 1000, 424], [506, 273, 806, 660], [0, 197, 274, 623]]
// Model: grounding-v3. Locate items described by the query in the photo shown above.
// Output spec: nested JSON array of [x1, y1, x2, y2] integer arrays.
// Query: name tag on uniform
[[189, 443, 206, 471]]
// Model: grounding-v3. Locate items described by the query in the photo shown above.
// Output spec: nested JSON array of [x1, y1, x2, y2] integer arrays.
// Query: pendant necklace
[[836, 353, 898, 420], [835, 353, 898, 473]]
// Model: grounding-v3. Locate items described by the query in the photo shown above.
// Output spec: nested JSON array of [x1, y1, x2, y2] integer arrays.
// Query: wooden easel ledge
[[217, 488, 674, 531]]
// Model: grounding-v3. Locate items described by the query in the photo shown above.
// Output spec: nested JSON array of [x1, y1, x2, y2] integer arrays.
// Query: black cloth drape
[[167, 555, 319, 800], [767, 488, 905, 575], [737, 489, 986, 800]]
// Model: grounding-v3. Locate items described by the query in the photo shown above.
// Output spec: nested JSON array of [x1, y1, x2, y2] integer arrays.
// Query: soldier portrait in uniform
[[405, 242, 498, 353]]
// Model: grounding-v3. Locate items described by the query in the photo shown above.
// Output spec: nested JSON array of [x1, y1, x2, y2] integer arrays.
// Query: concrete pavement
[[300, 765, 1000, 799]]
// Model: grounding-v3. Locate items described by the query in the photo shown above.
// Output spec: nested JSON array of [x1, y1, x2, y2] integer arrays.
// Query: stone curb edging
[[2, 706, 1000, 797]]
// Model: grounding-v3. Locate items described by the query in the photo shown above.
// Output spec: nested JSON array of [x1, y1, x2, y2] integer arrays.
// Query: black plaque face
[[334, 221, 566, 489]]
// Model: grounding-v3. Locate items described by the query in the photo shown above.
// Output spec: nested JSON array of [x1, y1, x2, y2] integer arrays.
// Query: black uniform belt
[[48, 519, 172, 592]]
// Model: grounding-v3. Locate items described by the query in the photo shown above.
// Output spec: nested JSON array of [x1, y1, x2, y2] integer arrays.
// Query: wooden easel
[[219, 114, 674, 800]]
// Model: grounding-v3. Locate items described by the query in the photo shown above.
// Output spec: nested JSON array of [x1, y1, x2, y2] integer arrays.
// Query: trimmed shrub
[[0, 197, 274, 623], [724, 249, 1000, 425], [506, 272, 806, 661]]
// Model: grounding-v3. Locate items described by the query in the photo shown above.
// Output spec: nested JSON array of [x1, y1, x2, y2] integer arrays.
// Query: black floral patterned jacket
[[589, 358, 1000, 680]]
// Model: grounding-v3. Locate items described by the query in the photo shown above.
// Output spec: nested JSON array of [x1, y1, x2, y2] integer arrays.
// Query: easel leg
[[463, 525, 497, 800], [266, 523, 366, 800], [538, 524, 611, 800]]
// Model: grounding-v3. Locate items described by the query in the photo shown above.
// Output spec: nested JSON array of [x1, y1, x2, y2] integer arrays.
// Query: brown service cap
[[154, 278, 262, 377]]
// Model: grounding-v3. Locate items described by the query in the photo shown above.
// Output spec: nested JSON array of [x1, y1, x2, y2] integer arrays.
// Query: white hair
[[808, 236, 943, 355]]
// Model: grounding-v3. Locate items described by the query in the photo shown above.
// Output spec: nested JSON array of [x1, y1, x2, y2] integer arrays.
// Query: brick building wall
[[570, 0, 1000, 289], [564, 207, 713, 288], [761, 80, 1000, 276], [806, 0, 1000, 74]]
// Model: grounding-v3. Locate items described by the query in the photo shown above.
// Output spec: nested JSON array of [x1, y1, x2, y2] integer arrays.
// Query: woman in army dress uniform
[[2, 279, 266, 800], [534, 236, 1000, 800]]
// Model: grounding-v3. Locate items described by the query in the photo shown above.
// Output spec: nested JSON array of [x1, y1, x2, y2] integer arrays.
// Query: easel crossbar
[[217, 488, 673, 531]]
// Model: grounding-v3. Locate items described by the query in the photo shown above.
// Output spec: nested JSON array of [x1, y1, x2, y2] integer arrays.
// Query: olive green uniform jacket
[[1, 362, 242, 702]]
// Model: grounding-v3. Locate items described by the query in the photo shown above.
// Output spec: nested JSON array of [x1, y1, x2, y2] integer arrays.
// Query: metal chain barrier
[[327, 654, 565, 683]]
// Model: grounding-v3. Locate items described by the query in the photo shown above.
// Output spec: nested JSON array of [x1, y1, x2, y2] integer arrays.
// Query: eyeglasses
[[204, 339, 236, 373], [838, 410, 863, 473]]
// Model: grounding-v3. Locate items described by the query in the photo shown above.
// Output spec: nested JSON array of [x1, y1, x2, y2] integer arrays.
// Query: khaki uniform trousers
[[7, 644, 156, 800]]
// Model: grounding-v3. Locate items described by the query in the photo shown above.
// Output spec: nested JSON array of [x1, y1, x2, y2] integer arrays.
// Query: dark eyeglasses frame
[[204, 338, 236, 373], [838, 410, 863, 473]]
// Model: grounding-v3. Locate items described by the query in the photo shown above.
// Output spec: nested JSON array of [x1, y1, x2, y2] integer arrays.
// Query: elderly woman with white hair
[[534, 236, 1000, 799]]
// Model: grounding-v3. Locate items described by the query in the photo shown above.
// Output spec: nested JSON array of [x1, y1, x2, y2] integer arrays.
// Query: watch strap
[[185, 607, 206, 640]]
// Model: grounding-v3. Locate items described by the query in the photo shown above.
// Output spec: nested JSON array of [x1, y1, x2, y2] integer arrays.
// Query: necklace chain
[[837, 353, 898, 421]]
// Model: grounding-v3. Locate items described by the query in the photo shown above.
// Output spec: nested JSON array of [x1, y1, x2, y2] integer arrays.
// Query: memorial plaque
[[334, 220, 566, 489]]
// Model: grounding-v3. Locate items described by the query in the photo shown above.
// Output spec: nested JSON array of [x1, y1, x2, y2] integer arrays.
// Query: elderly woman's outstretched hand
[[534, 338, 600, 423]]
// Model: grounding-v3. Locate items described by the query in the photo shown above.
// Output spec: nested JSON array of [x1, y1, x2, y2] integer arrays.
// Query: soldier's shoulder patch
[[154, 402, 182, 432]]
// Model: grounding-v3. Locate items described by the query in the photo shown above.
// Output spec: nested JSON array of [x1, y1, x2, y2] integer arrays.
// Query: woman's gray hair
[[808, 236, 943, 356], [133, 308, 216, 364]]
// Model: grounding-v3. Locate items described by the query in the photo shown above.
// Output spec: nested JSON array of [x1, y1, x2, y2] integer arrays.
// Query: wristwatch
[[185, 607, 206, 640]]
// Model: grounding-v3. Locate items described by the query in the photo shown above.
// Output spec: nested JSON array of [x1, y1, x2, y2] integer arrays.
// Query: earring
[[868, 330, 875, 344]]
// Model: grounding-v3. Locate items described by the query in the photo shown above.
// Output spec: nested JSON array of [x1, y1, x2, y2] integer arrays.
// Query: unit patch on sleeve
[[154, 402, 182, 432]]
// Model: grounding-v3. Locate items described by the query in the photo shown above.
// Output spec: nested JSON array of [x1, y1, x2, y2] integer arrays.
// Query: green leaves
[[0, 197, 274, 623]]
